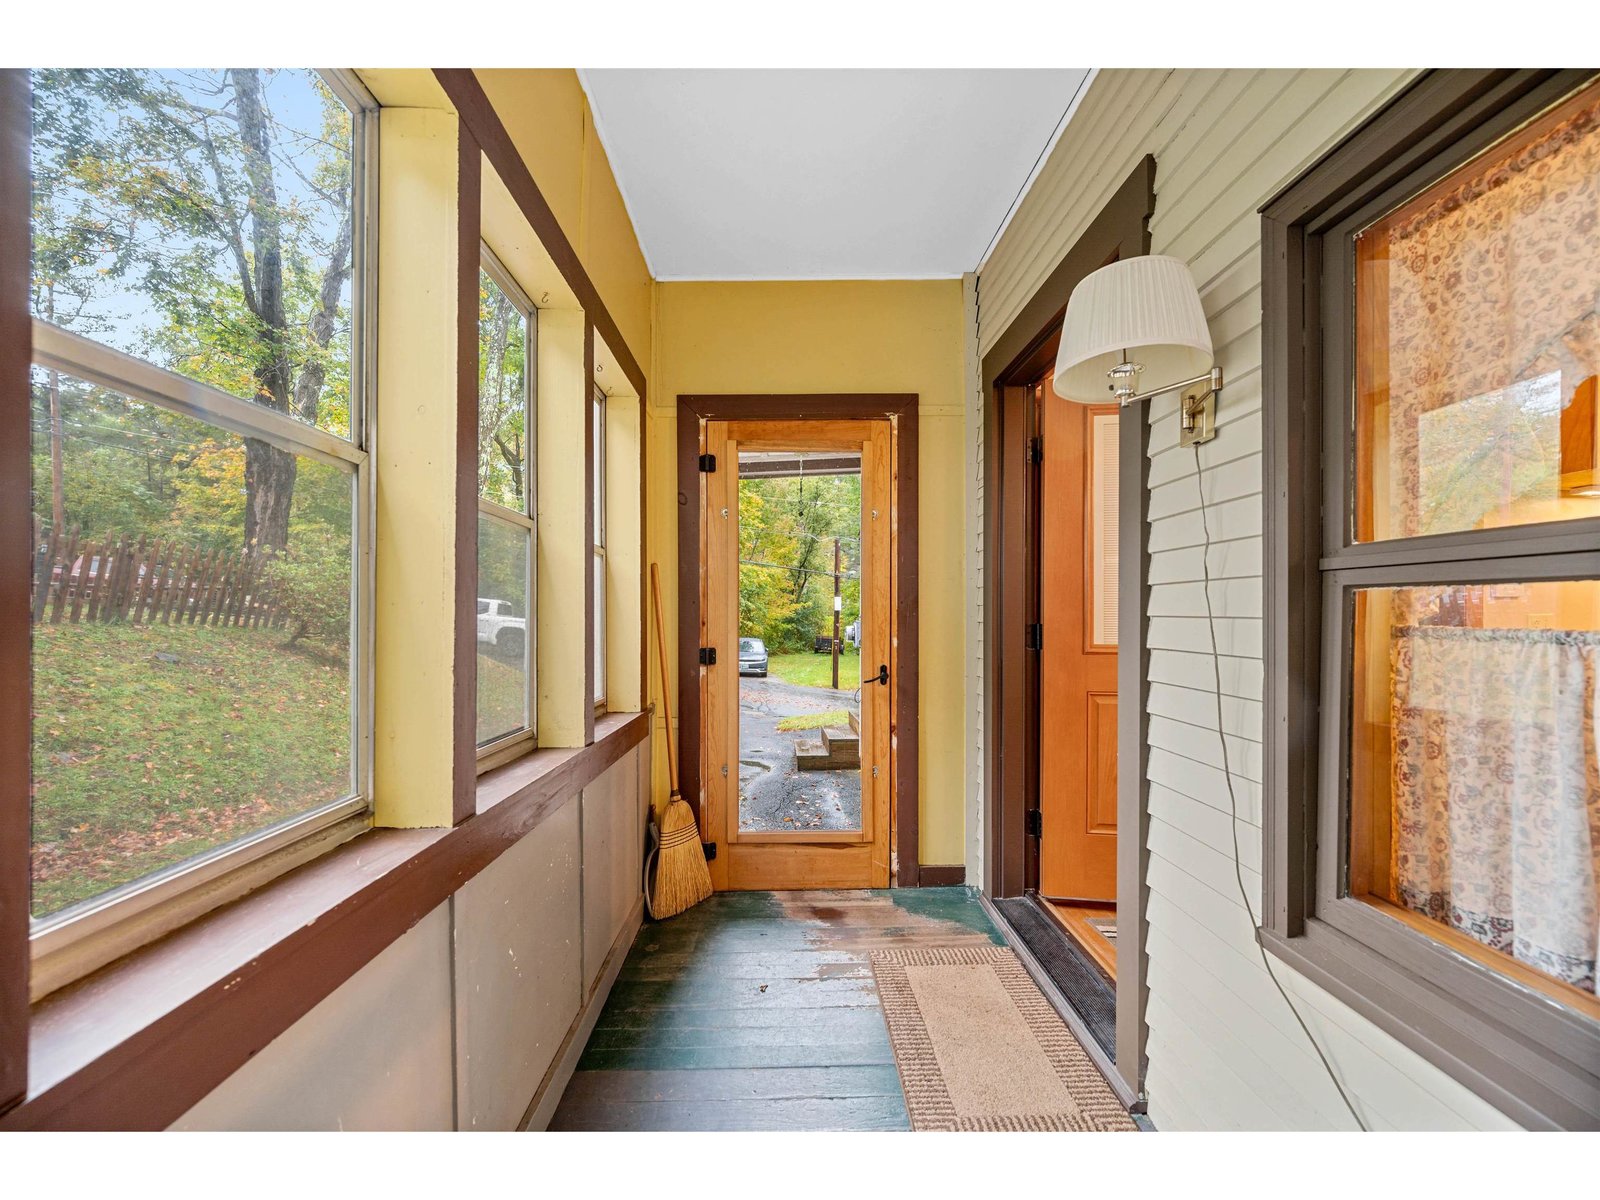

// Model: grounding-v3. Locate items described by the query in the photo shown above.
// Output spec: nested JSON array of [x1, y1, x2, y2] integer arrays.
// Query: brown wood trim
[[454, 119, 482, 825], [982, 155, 1156, 901], [917, 866, 966, 887], [0, 710, 648, 1132], [979, 156, 1155, 1106], [675, 394, 921, 885], [0, 68, 32, 1113], [435, 69, 647, 402]]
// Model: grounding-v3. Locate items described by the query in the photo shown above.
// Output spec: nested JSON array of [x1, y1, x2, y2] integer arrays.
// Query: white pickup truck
[[477, 598, 527, 660]]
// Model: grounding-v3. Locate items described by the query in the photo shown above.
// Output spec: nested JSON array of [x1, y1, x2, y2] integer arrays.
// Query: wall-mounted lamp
[[1053, 255, 1221, 446]]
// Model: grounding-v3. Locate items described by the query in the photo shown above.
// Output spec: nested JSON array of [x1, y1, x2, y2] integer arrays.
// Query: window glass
[[593, 550, 606, 706], [1353, 80, 1600, 542], [28, 372, 354, 920], [30, 70, 357, 439], [1344, 78, 1600, 1020], [592, 389, 606, 705], [477, 269, 529, 512], [476, 511, 530, 747], [1348, 582, 1600, 1004]]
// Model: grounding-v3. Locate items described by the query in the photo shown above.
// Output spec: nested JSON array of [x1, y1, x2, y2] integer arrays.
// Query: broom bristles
[[650, 794, 712, 919]]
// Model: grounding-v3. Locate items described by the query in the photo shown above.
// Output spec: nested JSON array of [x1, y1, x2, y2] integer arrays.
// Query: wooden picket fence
[[29, 518, 286, 630]]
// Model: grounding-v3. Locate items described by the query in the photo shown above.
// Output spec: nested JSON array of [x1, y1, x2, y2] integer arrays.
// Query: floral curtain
[[1391, 625, 1600, 993], [1374, 86, 1600, 540]]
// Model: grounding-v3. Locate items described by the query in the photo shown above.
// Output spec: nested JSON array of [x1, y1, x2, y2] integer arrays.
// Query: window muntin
[[475, 251, 536, 755], [592, 386, 607, 710], [1335, 77, 1600, 1021], [26, 69, 370, 936], [1353, 79, 1600, 544]]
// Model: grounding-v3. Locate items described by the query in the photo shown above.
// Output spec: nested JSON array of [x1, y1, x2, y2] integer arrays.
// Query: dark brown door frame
[[676, 394, 922, 885], [981, 156, 1156, 1100]]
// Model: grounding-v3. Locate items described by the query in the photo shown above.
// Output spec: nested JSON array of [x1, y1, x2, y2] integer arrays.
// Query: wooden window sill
[[0, 708, 649, 1131]]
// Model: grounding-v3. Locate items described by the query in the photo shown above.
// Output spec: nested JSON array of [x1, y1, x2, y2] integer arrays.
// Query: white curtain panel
[[1391, 625, 1600, 994]]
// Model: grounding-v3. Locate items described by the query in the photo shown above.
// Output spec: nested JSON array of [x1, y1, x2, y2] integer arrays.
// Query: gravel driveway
[[737, 674, 862, 833]]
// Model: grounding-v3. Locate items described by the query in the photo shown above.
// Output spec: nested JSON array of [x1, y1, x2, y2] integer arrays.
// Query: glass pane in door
[[735, 450, 864, 834]]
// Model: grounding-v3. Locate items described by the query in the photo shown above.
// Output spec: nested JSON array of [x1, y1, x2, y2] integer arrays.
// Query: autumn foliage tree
[[29, 69, 355, 553]]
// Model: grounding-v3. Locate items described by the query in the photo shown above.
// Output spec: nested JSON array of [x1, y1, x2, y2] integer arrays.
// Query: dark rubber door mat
[[992, 896, 1116, 1061]]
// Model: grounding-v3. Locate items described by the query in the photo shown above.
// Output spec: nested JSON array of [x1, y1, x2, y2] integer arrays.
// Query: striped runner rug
[[870, 945, 1135, 1131]]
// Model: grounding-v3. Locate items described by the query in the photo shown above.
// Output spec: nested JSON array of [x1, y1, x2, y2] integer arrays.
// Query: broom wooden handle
[[649, 562, 679, 795]]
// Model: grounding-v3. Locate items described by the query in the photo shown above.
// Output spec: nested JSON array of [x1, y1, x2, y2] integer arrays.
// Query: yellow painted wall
[[647, 280, 968, 867], [475, 70, 653, 377]]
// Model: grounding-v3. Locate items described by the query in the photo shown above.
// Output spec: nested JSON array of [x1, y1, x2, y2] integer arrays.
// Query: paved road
[[737, 674, 862, 833]]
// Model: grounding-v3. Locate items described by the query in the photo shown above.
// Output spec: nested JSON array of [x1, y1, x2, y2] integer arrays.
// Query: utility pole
[[831, 537, 842, 691]]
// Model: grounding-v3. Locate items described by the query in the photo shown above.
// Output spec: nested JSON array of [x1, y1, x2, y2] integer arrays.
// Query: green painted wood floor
[[548, 888, 1004, 1132]]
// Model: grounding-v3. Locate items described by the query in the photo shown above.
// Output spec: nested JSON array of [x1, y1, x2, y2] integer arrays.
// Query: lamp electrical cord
[[1190, 442, 1370, 1131]]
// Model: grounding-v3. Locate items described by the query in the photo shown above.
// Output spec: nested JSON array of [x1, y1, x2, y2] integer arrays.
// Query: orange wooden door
[[1038, 378, 1119, 901]]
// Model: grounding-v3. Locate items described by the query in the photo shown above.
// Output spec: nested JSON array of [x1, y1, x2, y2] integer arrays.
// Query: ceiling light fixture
[[1053, 255, 1221, 446]]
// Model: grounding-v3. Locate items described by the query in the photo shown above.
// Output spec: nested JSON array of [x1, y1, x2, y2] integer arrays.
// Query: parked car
[[478, 597, 527, 661], [738, 637, 768, 677]]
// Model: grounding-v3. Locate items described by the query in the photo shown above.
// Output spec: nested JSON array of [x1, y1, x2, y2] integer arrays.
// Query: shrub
[[266, 525, 350, 649]]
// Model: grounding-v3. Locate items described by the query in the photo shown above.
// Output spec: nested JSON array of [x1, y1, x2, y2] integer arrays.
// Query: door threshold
[[989, 894, 1116, 1062], [1040, 898, 1117, 983]]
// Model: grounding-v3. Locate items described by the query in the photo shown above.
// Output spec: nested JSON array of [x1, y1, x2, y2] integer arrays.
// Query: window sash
[[479, 244, 536, 519], [476, 504, 536, 759], [26, 74, 377, 972], [1319, 170, 1600, 574], [475, 245, 537, 764], [593, 544, 607, 710]]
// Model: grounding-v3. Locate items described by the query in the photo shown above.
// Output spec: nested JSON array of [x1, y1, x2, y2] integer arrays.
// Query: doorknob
[[871, 663, 889, 686]]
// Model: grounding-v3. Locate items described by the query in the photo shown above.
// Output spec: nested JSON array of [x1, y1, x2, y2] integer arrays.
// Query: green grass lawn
[[775, 709, 852, 732], [30, 621, 350, 918], [476, 649, 528, 745], [767, 649, 862, 691]]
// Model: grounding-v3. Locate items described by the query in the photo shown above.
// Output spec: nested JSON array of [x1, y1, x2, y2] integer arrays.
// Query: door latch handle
[[870, 664, 889, 686]]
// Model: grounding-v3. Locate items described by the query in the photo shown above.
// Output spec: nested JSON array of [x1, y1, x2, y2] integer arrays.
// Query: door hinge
[[1025, 809, 1043, 838], [698, 452, 717, 473], [1028, 436, 1044, 465], [702, 842, 717, 861], [1025, 623, 1043, 651], [699, 646, 717, 665]]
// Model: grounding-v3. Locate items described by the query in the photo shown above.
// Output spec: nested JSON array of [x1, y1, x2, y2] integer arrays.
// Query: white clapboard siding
[[978, 67, 1527, 1129]]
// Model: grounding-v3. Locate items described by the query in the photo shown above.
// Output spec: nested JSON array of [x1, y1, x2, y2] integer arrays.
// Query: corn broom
[[646, 562, 712, 918]]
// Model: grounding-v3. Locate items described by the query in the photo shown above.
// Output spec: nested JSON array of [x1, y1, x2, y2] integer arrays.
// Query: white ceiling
[[578, 69, 1091, 281]]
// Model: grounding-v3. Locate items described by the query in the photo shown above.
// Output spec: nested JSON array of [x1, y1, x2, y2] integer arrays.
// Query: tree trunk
[[231, 68, 297, 552], [45, 288, 66, 532], [244, 436, 297, 552]]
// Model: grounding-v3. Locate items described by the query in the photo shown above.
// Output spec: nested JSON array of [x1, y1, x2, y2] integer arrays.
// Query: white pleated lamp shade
[[1053, 255, 1213, 404]]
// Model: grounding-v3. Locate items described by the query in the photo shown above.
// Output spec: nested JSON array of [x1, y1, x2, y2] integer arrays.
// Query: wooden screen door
[[700, 418, 894, 891], [1038, 379, 1120, 901]]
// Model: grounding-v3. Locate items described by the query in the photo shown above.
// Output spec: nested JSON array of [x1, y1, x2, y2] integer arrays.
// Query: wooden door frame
[[980, 156, 1155, 1103], [677, 394, 922, 885]]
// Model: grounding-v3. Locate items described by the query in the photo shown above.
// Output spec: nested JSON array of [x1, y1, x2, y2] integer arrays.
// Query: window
[[27, 70, 374, 958], [1264, 70, 1600, 1128], [475, 249, 537, 761], [592, 383, 607, 712]]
